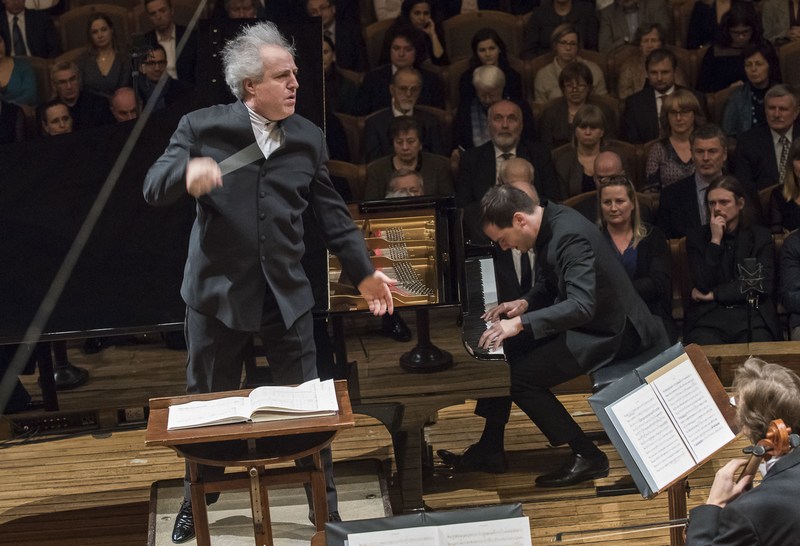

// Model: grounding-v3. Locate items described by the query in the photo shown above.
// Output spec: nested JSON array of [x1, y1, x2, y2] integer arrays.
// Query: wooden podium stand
[[145, 380, 354, 546]]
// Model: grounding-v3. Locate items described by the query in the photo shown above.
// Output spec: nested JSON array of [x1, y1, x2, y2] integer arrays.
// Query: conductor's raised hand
[[358, 271, 396, 316], [482, 299, 529, 322], [186, 157, 223, 198]]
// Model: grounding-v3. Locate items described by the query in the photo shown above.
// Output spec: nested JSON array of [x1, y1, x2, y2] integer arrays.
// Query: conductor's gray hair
[[222, 21, 296, 100]]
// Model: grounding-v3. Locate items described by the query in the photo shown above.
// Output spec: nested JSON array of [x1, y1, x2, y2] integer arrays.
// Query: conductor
[[143, 22, 394, 544]]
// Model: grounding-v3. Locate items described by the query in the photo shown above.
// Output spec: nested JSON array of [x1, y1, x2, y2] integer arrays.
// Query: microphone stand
[[738, 258, 765, 344]]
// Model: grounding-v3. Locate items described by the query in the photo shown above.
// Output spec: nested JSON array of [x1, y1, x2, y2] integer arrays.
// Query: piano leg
[[399, 309, 453, 373]]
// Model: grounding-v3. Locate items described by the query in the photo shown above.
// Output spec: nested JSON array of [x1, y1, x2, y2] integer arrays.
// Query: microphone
[[738, 257, 764, 309]]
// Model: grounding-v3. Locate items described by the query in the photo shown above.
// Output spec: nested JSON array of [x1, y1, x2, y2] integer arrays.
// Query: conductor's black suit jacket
[[143, 100, 373, 331]]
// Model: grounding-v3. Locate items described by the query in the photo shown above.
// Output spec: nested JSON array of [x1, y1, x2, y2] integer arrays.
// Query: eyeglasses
[[668, 108, 694, 117], [557, 40, 578, 47], [143, 60, 167, 66]]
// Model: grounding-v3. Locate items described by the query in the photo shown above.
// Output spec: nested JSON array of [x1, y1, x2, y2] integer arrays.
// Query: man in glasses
[[136, 45, 191, 112], [49, 61, 113, 130]]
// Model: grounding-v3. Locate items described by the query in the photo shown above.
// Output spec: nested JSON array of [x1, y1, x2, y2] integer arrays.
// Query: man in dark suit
[[734, 84, 800, 192], [685, 357, 800, 545], [352, 26, 444, 116], [456, 99, 557, 244], [305, 0, 366, 71], [50, 61, 114, 130], [135, 45, 191, 112], [144, 0, 197, 83], [477, 184, 668, 487], [363, 67, 446, 161], [621, 49, 704, 144], [657, 123, 727, 239], [0, 0, 59, 58], [143, 22, 394, 544]]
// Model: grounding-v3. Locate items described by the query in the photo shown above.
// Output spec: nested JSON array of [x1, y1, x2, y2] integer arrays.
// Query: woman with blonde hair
[[644, 89, 704, 193], [597, 174, 677, 341], [769, 138, 800, 233]]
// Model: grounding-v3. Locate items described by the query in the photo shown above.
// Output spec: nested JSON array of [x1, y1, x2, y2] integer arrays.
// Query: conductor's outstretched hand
[[358, 271, 396, 316]]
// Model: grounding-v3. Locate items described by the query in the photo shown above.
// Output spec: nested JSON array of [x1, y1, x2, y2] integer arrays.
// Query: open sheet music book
[[167, 379, 338, 430], [589, 343, 738, 498]]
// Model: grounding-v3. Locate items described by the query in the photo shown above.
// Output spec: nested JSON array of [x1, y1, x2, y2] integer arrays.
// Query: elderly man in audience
[[621, 48, 705, 145], [144, 0, 197, 83], [456, 99, 557, 243], [363, 67, 446, 162], [0, 0, 60, 58], [658, 123, 728, 239], [734, 84, 800, 192], [50, 61, 113, 130], [385, 168, 424, 198], [598, 0, 672, 53], [365, 115, 452, 200], [109, 87, 137, 122]]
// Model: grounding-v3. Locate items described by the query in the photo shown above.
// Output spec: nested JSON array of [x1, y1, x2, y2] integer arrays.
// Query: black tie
[[12, 15, 26, 57], [520, 251, 532, 292]]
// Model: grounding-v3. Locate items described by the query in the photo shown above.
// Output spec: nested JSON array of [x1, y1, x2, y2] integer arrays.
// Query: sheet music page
[[167, 397, 251, 430], [606, 384, 695, 491], [346, 526, 439, 546], [438, 517, 532, 546], [649, 357, 735, 462], [248, 378, 338, 413]]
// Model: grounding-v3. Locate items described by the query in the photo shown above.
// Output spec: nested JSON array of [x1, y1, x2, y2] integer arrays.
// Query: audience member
[[37, 97, 72, 136], [223, 0, 258, 18], [643, 89, 703, 193], [597, 174, 678, 341], [381, 1, 446, 65], [685, 357, 800, 544], [686, 0, 730, 49], [144, 0, 197, 83], [540, 61, 617, 150], [135, 45, 191, 112], [696, 1, 763, 93], [457, 27, 524, 108], [622, 48, 704, 144], [780, 229, 800, 340], [109, 86, 137, 122], [598, 0, 672, 53], [50, 61, 113, 130], [373, 0, 401, 20], [0, 33, 36, 107], [722, 42, 782, 137], [552, 104, 611, 201], [762, 0, 800, 47], [769, 138, 800, 232], [522, 0, 598, 58], [76, 13, 131, 98], [322, 36, 357, 115], [365, 115, 452, 199], [534, 24, 607, 104], [684, 176, 782, 343], [571, 150, 625, 221], [0, 0, 60, 58], [363, 67, 445, 161], [734, 84, 800, 192], [437, 161, 540, 476], [616, 23, 684, 100], [353, 26, 444, 116], [658, 123, 727, 239], [307, 0, 366, 71], [384, 167, 424, 198], [456, 99, 557, 242]]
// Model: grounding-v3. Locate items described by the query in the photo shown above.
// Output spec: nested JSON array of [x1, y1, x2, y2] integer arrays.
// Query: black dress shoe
[[82, 338, 105, 355], [172, 499, 195, 544], [535, 452, 609, 488], [381, 313, 412, 342], [52, 363, 89, 390], [437, 444, 509, 473]]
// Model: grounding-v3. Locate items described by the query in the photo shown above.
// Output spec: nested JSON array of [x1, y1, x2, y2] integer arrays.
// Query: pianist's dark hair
[[479, 185, 536, 229]]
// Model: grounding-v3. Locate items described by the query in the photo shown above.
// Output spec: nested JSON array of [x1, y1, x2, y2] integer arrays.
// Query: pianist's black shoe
[[171, 499, 195, 544], [535, 452, 609, 488], [381, 312, 411, 342], [437, 444, 508, 474]]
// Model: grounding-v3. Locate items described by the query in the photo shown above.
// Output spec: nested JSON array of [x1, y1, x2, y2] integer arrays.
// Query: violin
[[737, 419, 800, 483]]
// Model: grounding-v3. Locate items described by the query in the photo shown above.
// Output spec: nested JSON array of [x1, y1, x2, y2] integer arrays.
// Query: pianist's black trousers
[[183, 301, 338, 512]]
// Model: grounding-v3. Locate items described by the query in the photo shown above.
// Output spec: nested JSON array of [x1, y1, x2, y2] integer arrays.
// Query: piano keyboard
[[462, 256, 505, 360]]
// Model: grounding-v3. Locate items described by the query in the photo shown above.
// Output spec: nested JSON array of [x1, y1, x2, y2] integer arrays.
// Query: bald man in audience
[[110, 87, 137, 122], [439, 157, 540, 474]]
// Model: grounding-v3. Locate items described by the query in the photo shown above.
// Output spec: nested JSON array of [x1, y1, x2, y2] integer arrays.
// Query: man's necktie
[[12, 15, 26, 57], [520, 251, 532, 292], [778, 135, 790, 183]]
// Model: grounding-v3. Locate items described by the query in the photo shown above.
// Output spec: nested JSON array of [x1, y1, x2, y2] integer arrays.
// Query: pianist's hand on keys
[[482, 299, 529, 322], [479, 314, 525, 350]]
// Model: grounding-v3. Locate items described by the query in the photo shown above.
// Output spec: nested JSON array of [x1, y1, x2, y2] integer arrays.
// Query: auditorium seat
[[328, 160, 366, 202], [605, 44, 638, 98], [364, 18, 395, 70], [333, 112, 365, 164], [71, 0, 140, 8], [21, 55, 52, 105], [779, 41, 800, 86], [441, 10, 522, 63]]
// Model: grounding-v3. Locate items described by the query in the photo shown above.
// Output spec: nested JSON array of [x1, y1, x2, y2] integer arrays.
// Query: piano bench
[[589, 344, 670, 393]]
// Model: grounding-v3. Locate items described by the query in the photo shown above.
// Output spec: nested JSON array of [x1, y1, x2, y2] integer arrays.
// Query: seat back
[[333, 112, 365, 164], [58, 4, 132, 53], [21, 55, 53, 105], [364, 18, 394, 70], [442, 11, 522, 62], [779, 41, 800, 86], [328, 160, 366, 202]]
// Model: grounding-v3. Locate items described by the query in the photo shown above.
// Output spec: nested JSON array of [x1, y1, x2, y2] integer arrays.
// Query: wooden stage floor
[[0, 310, 752, 545]]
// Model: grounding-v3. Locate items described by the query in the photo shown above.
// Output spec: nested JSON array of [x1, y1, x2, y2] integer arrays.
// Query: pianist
[[478, 184, 668, 487]]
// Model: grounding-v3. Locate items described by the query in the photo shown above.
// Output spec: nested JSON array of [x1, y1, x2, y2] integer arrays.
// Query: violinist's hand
[[482, 299, 529, 322], [706, 458, 752, 508], [478, 317, 523, 350]]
